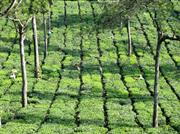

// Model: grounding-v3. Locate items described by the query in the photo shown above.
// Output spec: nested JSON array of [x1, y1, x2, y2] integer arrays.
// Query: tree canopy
[[99, 0, 175, 26]]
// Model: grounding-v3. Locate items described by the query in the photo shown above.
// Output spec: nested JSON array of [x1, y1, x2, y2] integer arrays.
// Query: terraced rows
[[0, 1, 179, 134], [0, 19, 23, 126], [131, 14, 180, 132], [0, 19, 17, 96], [131, 30, 178, 132]]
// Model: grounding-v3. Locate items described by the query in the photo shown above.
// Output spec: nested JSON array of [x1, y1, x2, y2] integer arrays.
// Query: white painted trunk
[[32, 15, 40, 78], [19, 25, 28, 107]]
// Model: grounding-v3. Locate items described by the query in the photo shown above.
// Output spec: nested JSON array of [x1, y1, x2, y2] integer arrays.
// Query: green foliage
[[98, 0, 154, 25], [0, 0, 50, 25], [29, 0, 50, 14], [0, 0, 179, 133]]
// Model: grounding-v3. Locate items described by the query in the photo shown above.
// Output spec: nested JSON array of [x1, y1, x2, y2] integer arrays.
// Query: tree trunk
[[2, 0, 17, 16], [126, 18, 132, 56], [32, 15, 40, 78], [43, 14, 48, 59], [152, 34, 162, 127], [47, 11, 51, 46], [19, 25, 28, 107], [47, 0, 53, 46]]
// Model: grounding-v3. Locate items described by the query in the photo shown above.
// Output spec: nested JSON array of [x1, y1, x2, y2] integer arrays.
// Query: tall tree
[[126, 17, 132, 56], [8, 17, 32, 107], [32, 15, 40, 78], [153, 31, 180, 127], [100, 0, 180, 128], [18, 21, 29, 107], [43, 13, 48, 59], [37, 0, 49, 59], [148, 4, 180, 127], [29, 0, 50, 78], [2, 0, 33, 107], [0, 0, 49, 107], [29, 0, 40, 78], [47, 0, 53, 46]]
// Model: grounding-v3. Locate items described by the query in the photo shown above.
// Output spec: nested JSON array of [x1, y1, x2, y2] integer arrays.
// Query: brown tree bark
[[32, 15, 40, 78]]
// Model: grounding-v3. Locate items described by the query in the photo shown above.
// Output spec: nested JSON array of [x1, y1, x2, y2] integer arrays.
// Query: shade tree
[[0, 0, 50, 107], [99, 0, 180, 128], [146, 2, 180, 127]]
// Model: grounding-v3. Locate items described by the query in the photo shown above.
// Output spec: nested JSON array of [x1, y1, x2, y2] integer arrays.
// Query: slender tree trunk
[[152, 34, 163, 127], [47, 11, 51, 46], [43, 14, 48, 59], [126, 18, 132, 56], [32, 15, 40, 78], [47, 4, 52, 46], [19, 25, 28, 107], [2, 0, 17, 16]]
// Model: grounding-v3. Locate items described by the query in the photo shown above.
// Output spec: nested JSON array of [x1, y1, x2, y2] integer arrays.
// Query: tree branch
[[15, 0, 23, 10], [1, 0, 17, 16], [24, 17, 33, 28], [7, 16, 23, 26], [163, 34, 180, 42]]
